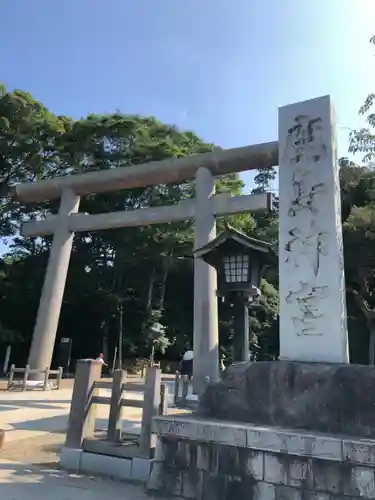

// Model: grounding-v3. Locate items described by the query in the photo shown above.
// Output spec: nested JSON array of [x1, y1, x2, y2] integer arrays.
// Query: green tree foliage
[[0, 83, 72, 237], [341, 163, 375, 363], [342, 35, 375, 363], [349, 36, 375, 165], [0, 90, 275, 367]]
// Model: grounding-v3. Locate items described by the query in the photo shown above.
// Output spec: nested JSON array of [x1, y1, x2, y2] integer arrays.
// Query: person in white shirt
[[220, 353, 226, 371], [179, 349, 193, 378], [96, 353, 107, 366]]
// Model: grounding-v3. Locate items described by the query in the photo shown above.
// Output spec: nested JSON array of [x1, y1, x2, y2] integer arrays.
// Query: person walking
[[96, 353, 107, 367], [179, 349, 193, 379], [220, 353, 226, 372]]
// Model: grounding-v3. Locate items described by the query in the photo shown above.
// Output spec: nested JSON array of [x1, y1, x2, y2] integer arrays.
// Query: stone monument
[[278, 95, 348, 363], [148, 97, 375, 500]]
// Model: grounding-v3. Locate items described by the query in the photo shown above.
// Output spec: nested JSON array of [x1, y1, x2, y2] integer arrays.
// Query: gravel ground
[[0, 459, 169, 499], [1, 432, 66, 467]]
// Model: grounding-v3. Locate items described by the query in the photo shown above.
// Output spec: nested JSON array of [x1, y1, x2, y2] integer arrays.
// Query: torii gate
[[14, 95, 349, 392], [17, 141, 276, 390]]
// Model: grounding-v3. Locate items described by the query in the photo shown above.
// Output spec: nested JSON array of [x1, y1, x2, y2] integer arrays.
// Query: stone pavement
[[0, 459, 166, 499], [0, 385, 143, 441], [0, 379, 189, 463], [0, 386, 143, 465], [0, 380, 186, 496]]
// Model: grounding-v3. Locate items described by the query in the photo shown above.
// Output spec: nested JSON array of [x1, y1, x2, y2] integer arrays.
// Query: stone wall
[[148, 416, 375, 500]]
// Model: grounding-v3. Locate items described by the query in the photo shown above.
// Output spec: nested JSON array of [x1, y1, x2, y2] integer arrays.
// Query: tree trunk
[[118, 303, 123, 369], [146, 266, 156, 313], [158, 253, 172, 311], [150, 342, 155, 366], [101, 322, 109, 363]]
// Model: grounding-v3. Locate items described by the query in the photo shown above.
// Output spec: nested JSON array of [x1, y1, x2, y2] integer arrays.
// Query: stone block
[[215, 424, 247, 448], [278, 432, 341, 462], [217, 446, 240, 476], [253, 482, 276, 500], [59, 446, 82, 473], [343, 466, 375, 498], [247, 428, 283, 454], [164, 438, 178, 465], [147, 461, 163, 491], [312, 461, 342, 495], [182, 470, 200, 499], [199, 361, 375, 439], [243, 450, 264, 480], [298, 436, 342, 462], [246, 428, 341, 462], [174, 440, 191, 468], [154, 437, 165, 462], [288, 457, 314, 489], [163, 466, 183, 497], [130, 457, 151, 482], [301, 493, 330, 500], [199, 472, 226, 500], [225, 476, 251, 499], [174, 440, 197, 469], [264, 454, 288, 485], [80, 452, 131, 480], [275, 485, 302, 500], [153, 416, 247, 448], [197, 444, 218, 474], [342, 439, 375, 467], [188, 441, 198, 467]]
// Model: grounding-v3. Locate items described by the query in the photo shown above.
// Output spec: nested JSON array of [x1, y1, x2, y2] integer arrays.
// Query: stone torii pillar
[[27, 189, 80, 375], [193, 168, 219, 393]]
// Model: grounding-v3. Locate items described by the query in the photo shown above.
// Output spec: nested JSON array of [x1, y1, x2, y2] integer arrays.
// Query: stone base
[[8, 380, 55, 391], [149, 415, 375, 499], [26, 380, 54, 390], [60, 447, 151, 482], [199, 361, 375, 438]]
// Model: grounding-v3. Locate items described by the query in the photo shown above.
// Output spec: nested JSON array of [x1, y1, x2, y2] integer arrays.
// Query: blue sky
[[1, 0, 374, 193]]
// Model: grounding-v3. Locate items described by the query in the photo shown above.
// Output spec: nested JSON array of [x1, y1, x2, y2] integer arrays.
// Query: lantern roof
[[194, 223, 276, 265]]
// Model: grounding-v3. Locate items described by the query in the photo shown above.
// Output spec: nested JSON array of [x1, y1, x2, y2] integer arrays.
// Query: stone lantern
[[195, 224, 275, 362]]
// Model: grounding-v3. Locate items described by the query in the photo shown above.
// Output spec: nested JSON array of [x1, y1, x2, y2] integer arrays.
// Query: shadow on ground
[[0, 461, 157, 499], [1, 418, 142, 466], [0, 400, 72, 411]]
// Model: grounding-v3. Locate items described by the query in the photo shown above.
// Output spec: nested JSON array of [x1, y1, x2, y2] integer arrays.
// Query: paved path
[[0, 386, 143, 462], [0, 379, 190, 465], [0, 460, 167, 499], [0, 378, 191, 447], [0, 386, 144, 465], [0, 386, 143, 442], [0, 384, 178, 497]]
